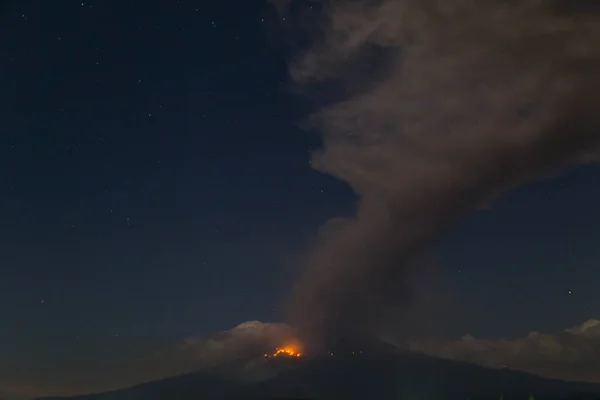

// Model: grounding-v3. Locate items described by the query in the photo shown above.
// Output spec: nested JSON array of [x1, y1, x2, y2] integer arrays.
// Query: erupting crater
[[264, 343, 303, 359]]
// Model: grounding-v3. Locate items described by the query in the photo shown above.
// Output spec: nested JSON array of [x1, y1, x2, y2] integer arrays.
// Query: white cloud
[[409, 319, 600, 383], [6, 321, 295, 399], [177, 320, 294, 364]]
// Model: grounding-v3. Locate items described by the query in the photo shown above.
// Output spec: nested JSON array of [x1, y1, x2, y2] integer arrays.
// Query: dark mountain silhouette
[[229, 352, 600, 400], [37, 341, 600, 400]]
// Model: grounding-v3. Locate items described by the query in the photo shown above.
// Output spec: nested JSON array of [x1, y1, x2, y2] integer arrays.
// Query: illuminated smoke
[[284, 0, 600, 349]]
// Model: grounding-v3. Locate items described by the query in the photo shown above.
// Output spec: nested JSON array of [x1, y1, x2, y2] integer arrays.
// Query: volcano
[[37, 339, 600, 400]]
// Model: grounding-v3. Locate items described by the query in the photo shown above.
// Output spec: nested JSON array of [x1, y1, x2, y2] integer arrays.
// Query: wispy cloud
[[409, 319, 600, 383]]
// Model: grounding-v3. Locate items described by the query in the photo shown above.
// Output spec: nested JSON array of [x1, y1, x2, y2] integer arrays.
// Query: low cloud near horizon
[[1, 321, 293, 399], [8, 319, 600, 399], [409, 319, 600, 383]]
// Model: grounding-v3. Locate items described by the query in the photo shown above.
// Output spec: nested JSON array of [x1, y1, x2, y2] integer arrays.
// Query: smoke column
[[284, 0, 600, 349]]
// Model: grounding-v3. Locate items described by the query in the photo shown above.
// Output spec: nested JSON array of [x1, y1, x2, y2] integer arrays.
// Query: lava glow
[[274, 346, 302, 357], [264, 344, 302, 358]]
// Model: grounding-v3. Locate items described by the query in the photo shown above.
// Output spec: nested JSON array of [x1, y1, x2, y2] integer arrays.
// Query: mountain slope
[[38, 350, 600, 400], [230, 352, 600, 400]]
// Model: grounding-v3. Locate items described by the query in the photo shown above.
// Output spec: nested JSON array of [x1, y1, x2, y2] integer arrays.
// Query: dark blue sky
[[439, 164, 600, 338], [1, 0, 598, 397]]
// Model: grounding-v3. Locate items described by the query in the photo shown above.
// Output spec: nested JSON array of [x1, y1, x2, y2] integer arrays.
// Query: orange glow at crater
[[264, 343, 303, 358]]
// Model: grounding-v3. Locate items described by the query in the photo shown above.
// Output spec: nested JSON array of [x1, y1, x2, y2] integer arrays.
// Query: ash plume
[[284, 0, 600, 349]]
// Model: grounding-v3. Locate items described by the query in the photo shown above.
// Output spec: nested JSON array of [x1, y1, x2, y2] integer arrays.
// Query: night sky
[[1, 0, 599, 398]]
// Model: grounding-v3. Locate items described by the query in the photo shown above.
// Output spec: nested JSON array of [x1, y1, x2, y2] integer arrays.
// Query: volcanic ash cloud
[[285, 0, 600, 347]]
